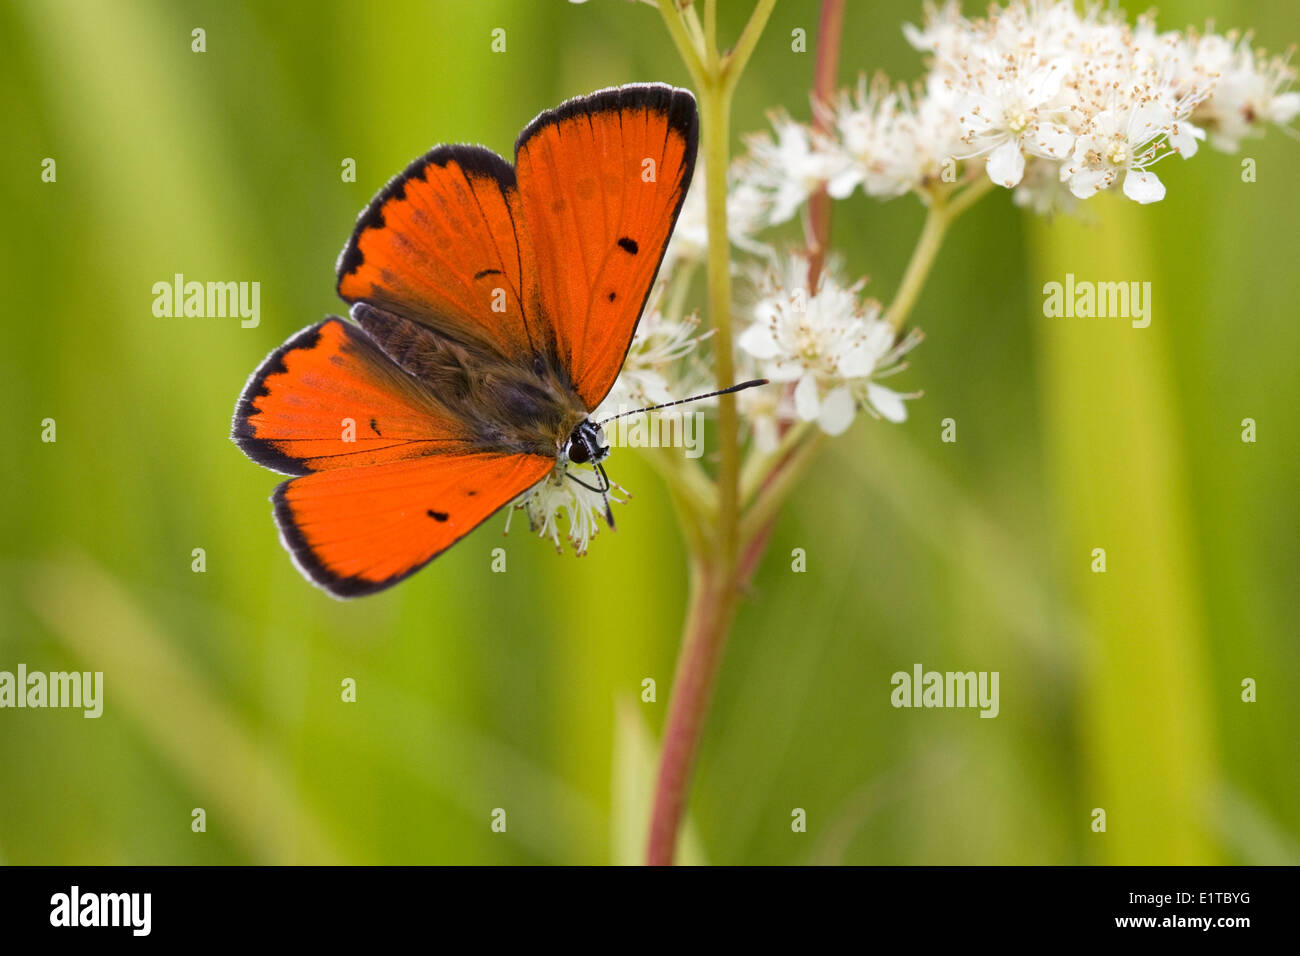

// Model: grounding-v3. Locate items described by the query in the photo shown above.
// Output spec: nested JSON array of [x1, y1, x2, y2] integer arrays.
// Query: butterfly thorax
[[354, 302, 589, 460]]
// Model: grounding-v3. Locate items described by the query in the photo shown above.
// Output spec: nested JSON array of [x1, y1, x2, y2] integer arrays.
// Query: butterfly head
[[563, 419, 610, 466]]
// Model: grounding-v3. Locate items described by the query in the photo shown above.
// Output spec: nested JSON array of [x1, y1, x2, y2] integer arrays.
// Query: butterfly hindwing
[[514, 83, 698, 409], [274, 452, 553, 597], [233, 317, 474, 475], [234, 316, 557, 598]]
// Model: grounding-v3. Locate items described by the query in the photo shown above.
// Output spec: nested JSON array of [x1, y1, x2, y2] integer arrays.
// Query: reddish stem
[[805, 0, 845, 288], [645, 560, 737, 865], [644, 0, 847, 867]]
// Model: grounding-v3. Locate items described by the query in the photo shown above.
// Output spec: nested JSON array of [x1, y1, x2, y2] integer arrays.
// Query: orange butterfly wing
[[275, 453, 552, 597], [233, 317, 552, 597], [233, 317, 474, 474], [336, 145, 544, 362], [514, 84, 698, 409]]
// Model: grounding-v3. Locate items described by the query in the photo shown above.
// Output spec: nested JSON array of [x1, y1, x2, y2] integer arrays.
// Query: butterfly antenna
[[596, 379, 769, 425]]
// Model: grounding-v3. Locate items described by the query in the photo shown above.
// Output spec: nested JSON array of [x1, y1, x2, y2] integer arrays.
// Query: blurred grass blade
[[28, 554, 345, 864], [835, 428, 1079, 675], [329, 681, 607, 865], [1029, 197, 1218, 864], [1213, 782, 1300, 865]]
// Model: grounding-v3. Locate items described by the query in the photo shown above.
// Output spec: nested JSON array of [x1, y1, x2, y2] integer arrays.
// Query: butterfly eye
[[567, 435, 590, 464]]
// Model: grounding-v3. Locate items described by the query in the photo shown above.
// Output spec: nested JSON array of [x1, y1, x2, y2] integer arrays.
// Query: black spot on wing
[[427, 509, 449, 522], [617, 237, 638, 255], [474, 268, 503, 280]]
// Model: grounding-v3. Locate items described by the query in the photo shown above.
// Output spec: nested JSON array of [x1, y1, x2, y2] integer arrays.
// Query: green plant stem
[[646, 0, 775, 867], [739, 431, 827, 546], [887, 177, 994, 332], [703, 0, 718, 64], [885, 201, 948, 333], [740, 420, 811, 506], [684, 3, 710, 64], [657, 0, 706, 87], [641, 444, 715, 526], [722, 0, 777, 94], [948, 174, 996, 218], [700, 86, 741, 566], [648, 1, 990, 867], [663, 257, 697, 322]]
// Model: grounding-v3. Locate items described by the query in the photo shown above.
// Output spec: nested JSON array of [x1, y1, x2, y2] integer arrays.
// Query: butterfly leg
[[595, 462, 615, 531]]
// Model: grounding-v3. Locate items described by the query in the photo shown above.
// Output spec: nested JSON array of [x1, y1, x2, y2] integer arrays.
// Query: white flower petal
[[866, 383, 908, 423], [902, 21, 931, 52], [764, 362, 804, 384], [1031, 122, 1075, 160], [770, 186, 805, 226], [1129, 103, 1173, 141], [1091, 110, 1122, 139], [827, 167, 861, 199], [1068, 168, 1112, 199], [862, 319, 895, 356], [793, 373, 821, 422], [957, 94, 1000, 136], [1168, 122, 1204, 158], [737, 322, 782, 360], [837, 342, 877, 379], [817, 386, 857, 435], [987, 139, 1026, 187], [1267, 92, 1300, 124], [1026, 56, 1071, 105], [1123, 169, 1166, 204]]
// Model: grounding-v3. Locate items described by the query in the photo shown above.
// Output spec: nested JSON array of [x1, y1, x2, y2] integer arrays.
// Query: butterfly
[[232, 83, 711, 598]]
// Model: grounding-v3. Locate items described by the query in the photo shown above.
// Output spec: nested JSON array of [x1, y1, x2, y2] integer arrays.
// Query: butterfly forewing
[[336, 145, 544, 362], [515, 84, 698, 409]]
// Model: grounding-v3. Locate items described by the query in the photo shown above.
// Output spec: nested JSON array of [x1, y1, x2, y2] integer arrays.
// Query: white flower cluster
[[517, 0, 1296, 553], [737, 254, 919, 446], [506, 468, 624, 556], [658, 161, 770, 277], [740, 1, 1298, 213], [659, 166, 926, 448]]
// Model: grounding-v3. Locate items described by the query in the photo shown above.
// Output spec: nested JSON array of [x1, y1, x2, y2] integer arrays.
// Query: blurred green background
[[1, 0, 1296, 865]]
